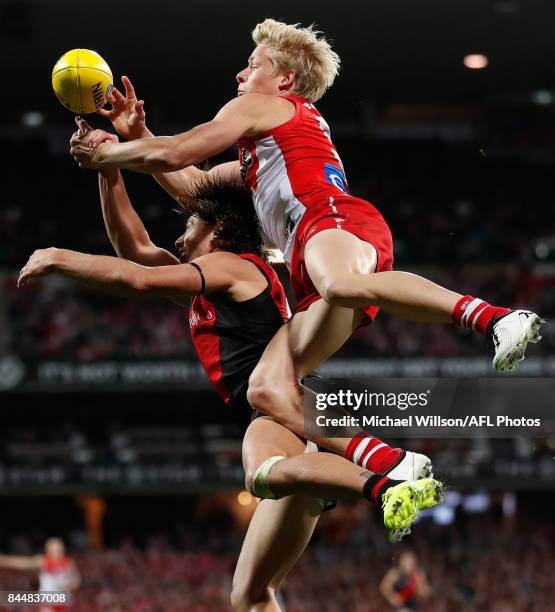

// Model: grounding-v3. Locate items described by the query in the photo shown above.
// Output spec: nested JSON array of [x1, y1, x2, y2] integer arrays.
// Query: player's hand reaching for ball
[[70, 117, 117, 169], [69, 119, 95, 169], [72, 116, 119, 145], [97, 76, 148, 141], [18, 248, 58, 287]]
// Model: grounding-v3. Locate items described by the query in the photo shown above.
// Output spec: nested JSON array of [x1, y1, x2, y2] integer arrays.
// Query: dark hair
[[176, 171, 268, 260]]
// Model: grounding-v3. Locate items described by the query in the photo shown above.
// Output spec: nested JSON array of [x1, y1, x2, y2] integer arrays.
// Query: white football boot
[[491, 310, 545, 372], [384, 451, 433, 481]]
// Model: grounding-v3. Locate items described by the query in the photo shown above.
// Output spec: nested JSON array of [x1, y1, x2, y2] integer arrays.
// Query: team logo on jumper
[[325, 163, 347, 193], [189, 309, 213, 327], [240, 147, 253, 182]]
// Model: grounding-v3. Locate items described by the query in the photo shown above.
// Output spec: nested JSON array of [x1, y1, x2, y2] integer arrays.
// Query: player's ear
[[278, 70, 295, 92], [211, 219, 224, 243]]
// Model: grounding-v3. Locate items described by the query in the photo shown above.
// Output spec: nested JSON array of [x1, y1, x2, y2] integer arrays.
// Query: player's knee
[[246, 456, 286, 500], [247, 382, 299, 425], [231, 582, 274, 611], [247, 372, 303, 428], [243, 469, 256, 494], [246, 378, 270, 414], [246, 375, 280, 417]]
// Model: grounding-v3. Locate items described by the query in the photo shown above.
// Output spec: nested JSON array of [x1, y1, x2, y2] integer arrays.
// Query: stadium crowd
[[0, 505, 552, 611], [4, 264, 554, 360], [2, 137, 555, 268], [2, 137, 554, 362], [0, 20, 553, 612]]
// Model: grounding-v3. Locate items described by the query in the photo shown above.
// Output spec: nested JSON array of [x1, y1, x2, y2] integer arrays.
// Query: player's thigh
[[288, 298, 364, 378], [250, 300, 363, 385], [304, 228, 377, 295], [242, 416, 306, 478], [233, 494, 321, 597], [249, 323, 297, 390]]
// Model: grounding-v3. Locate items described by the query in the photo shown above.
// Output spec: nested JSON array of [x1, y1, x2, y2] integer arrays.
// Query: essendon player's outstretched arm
[[71, 118, 177, 267], [17, 249, 241, 306], [99, 166, 180, 266], [74, 122, 241, 268]]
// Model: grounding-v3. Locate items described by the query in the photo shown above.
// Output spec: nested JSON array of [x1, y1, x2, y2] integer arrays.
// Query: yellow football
[[52, 49, 113, 114]]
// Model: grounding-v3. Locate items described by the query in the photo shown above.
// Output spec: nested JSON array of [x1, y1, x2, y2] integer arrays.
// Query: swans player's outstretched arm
[[70, 94, 270, 174]]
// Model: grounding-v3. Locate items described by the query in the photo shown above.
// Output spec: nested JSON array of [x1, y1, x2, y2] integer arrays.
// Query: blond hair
[[252, 19, 340, 102]]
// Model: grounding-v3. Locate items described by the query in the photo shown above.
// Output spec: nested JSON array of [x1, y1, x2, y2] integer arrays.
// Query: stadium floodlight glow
[[531, 90, 554, 106], [462, 491, 490, 512], [535, 243, 549, 259], [21, 111, 44, 127], [463, 54, 489, 70], [433, 504, 455, 526], [444, 490, 463, 506], [237, 491, 254, 506]]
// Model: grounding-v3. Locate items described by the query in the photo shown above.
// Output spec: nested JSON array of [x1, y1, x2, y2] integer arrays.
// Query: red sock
[[345, 432, 402, 473], [452, 295, 510, 336]]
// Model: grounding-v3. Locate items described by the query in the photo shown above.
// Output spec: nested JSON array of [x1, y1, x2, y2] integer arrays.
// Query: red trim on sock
[[452, 295, 511, 335], [346, 434, 402, 473], [345, 432, 370, 462], [452, 295, 474, 326], [372, 476, 390, 503], [361, 441, 402, 473]]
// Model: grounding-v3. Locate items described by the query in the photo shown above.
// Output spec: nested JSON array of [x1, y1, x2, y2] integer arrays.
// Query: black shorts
[[228, 380, 263, 431], [396, 600, 418, 610], [230, 373, 324, 431]]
